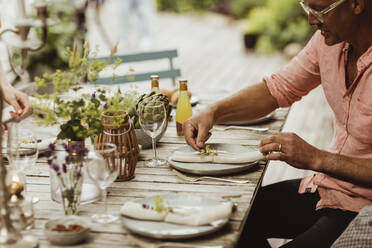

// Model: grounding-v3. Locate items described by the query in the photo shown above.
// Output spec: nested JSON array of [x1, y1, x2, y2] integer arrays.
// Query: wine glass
[[138, 101, 168, 167], [86, 143, 119, 224], [7, 123, 39, 200]]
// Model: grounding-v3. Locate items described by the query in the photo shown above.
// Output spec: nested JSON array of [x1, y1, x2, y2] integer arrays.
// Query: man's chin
[[322, 32, 339, 46]]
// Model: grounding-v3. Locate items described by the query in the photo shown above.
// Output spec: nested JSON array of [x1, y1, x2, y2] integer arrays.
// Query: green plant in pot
[[31, 42, 121, 143]]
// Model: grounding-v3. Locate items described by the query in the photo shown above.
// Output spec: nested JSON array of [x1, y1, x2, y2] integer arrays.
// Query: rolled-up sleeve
[[265, 31, 322, 107]]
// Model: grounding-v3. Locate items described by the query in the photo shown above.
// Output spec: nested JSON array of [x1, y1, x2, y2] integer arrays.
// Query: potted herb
[[32, 42, 121, 142]]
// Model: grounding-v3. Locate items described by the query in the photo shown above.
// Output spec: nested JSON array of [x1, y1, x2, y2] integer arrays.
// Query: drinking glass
[[138, 101, 168, 167], [86, 143, 119, 223], [7, 123, 38, 199]]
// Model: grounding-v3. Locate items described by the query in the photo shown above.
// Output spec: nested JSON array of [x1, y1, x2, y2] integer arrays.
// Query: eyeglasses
[[300, 0, 347, 23]]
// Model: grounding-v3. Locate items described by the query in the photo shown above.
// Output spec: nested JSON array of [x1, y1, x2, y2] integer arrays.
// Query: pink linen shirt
[[265, 30, 372, 213]]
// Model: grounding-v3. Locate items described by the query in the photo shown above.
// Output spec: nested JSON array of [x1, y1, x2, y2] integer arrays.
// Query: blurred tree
[[26, 1, 83, 80], [156, 0, 267, 18], [245, 0, 315, 53]]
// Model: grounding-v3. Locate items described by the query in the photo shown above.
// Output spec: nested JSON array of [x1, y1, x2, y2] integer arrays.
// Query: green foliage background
[[157, 0, 315, 53]]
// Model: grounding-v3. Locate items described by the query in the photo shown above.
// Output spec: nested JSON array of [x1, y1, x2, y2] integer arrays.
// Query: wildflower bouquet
[[46, 142, 89, 215]]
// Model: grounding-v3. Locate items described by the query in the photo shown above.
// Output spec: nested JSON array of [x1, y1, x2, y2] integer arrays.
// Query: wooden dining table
[[19, 90, 289, 248]]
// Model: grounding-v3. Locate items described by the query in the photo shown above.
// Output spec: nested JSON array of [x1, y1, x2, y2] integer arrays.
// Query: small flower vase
[[49, 142, 101, 205], [60, 179, 83, 215], [48, 142, 87, 215], [57, 162, 84, 216]]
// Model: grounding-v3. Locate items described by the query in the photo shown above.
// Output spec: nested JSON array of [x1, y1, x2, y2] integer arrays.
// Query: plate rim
[[120, 193, 229, 239], [168, 143, 259, 176]]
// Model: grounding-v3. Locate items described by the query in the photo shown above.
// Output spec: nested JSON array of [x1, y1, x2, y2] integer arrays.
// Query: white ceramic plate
[[2, 132, 56, 154], [121, 194, 229, 239], [168, 144, 259, 176], [170, 95, 199, 108], [223, 111, 275, 125]]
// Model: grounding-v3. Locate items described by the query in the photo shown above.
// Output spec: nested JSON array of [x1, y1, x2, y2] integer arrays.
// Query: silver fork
[[213, 125, 269, 132], [172, 169, 250, 184]]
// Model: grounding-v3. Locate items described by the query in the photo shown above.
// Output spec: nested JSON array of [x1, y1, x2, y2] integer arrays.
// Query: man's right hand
[[183, 108, 214, 151]]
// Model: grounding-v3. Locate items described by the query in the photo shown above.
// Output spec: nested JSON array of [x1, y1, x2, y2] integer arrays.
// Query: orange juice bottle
[[150, 75, 160, 93], [176, 79, 192, 136]]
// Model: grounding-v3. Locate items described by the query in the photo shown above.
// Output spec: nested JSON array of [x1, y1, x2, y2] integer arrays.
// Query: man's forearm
[[210, 81, 279, 124], [314, 150, 372, 187]]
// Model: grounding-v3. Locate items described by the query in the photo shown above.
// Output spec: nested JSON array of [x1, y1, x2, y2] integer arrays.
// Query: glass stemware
[[138, 101, 168, 167], [7, 123, 38, 199], [86, 143, 119, 224]]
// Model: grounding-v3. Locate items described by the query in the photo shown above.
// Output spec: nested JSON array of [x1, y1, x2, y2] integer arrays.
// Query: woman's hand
[[2, 85, 31, 119]]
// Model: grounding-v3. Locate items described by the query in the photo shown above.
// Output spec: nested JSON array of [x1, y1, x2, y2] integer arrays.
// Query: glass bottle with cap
[[175, 79, 192, 136], [150, 75, 160, 93]]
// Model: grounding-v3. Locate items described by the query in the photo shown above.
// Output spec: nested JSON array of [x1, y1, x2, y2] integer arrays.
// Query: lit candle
[[7, 170, 24, 197]]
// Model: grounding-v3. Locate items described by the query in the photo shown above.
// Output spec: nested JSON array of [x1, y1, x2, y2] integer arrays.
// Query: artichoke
[[134, 92, 170, 129]]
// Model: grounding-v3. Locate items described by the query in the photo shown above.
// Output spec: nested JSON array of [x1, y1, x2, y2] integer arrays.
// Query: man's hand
[[260, 132, 321, 171], [3, 86, 31, 119], [183, 108, 214, 151]]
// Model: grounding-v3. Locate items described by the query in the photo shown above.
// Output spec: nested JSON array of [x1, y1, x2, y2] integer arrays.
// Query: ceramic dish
[[121, 194, 229, 239], [44, 216, 90, 246], [168, 144, 259, 176]]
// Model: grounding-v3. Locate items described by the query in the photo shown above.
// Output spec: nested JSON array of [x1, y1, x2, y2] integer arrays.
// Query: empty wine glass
[[7, 123, 38, 199], [138, 101, 168, 167], [86, 143, 119, 224]]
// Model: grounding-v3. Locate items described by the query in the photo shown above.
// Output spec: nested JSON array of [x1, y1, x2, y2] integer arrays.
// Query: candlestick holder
[[0, 0, 52, 83]]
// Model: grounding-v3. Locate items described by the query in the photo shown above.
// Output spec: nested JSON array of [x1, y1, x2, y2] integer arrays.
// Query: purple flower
[[52, 163, 60, 173], [76, 171, 82, 179], [48, 143, 56, 151], [44, 150, 52, 158], [65, 155, 72, 164], [104, 103, 107, 109], [62, 143, 68, 151], [62, 163, 67, 173], [92, 91, 96, 99], [47, 159, 53, 165]]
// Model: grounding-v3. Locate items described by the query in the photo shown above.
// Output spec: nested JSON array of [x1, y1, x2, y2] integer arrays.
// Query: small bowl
[[44, 216, 90, 245]]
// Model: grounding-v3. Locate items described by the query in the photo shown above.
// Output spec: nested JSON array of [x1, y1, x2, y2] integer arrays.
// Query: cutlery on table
[[213, 126, 269, 132], [172, 169, 250, 184]]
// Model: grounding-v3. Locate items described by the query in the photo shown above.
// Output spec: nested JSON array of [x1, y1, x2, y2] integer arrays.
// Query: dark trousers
[[237, 179, 357, 248]]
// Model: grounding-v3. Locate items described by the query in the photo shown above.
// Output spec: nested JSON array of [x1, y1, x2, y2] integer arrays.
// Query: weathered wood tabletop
[[20, 91, 289, 247]]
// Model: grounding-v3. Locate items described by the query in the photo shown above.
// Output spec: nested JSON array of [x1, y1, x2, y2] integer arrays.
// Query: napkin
[[120, 201, 233, 226], [169, 150, 265, 164], [165, 202, 233, 226], [120, 201, 166, 221]]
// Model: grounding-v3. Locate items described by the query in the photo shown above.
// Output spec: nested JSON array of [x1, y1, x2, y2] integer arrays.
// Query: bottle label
[[176, 121, 184, 136]]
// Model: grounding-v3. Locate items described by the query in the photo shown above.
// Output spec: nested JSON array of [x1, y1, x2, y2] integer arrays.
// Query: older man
[[183, 0, 372, 247]]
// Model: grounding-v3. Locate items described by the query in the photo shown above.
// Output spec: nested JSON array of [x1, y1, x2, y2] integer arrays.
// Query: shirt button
[[344, 95, 349, 101]]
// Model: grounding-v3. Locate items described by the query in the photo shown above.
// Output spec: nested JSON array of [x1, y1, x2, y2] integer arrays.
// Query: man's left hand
[[260, 132, 321, 171]]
